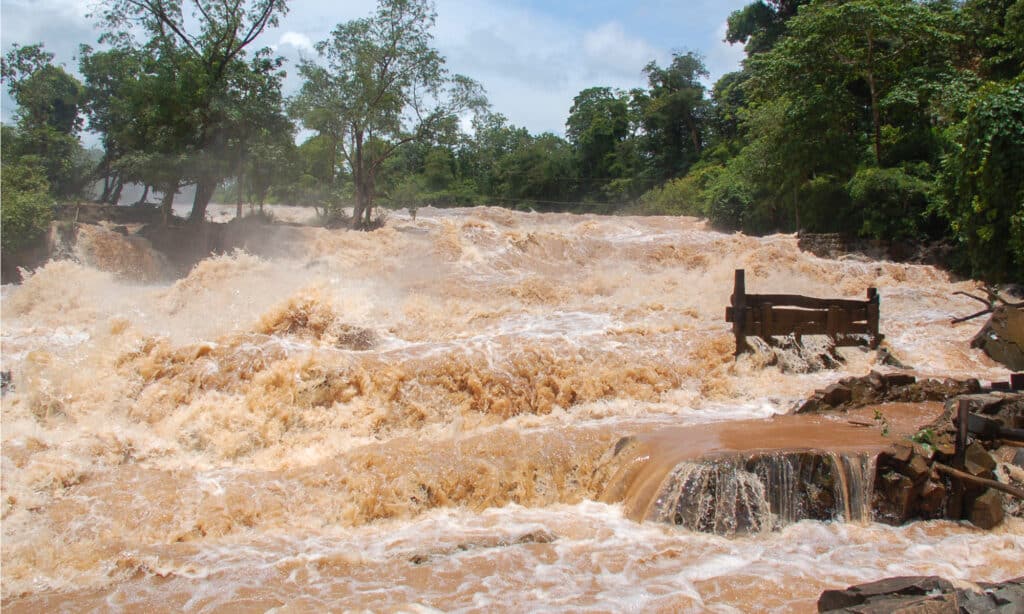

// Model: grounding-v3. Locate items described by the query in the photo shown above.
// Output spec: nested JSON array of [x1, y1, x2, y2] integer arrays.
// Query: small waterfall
[[830, 452, 877, 523], [648, 451, 878, 535]]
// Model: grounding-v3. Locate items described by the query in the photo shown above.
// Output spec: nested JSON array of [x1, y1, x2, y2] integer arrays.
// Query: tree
[[941, 78, 1024, 282], [634, 53, 710, 183], [566, 87, 631, 200], [1, 43, 90, 198], [754, 0, 956, 167], [292, 0, 486, 228], [79, 45, 147, 203], [95, 0, 288, 223], [726, 0, 809, 55], [1, 126, 53, 252]]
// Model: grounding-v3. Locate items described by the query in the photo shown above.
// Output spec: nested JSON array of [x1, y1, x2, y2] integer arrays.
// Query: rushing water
[[2, 206, 1021, 611]]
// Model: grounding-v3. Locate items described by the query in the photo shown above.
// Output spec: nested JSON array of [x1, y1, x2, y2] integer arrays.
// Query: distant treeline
[[1, 0, 1021, 281]]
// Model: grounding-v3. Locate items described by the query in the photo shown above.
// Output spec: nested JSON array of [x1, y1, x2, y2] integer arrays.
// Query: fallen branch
[[934, 462, 1024, 500]]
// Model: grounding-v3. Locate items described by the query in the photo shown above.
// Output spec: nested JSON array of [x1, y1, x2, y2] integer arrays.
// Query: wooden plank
[[760, 303, 773, 340], [745, 293, 871, 310], [734, 318, 873, 338]]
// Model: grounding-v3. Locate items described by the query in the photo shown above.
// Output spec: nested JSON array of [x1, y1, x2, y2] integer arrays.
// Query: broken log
[[933, 463, 1024, 500]]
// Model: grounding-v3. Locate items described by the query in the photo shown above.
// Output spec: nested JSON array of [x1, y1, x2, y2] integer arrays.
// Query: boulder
[[969, 489, 1005, 529], [819, 576, 1024, 613], [972, 305, 1024, 371], [821, 383, 853, 406], [964, 442, 997, 478]]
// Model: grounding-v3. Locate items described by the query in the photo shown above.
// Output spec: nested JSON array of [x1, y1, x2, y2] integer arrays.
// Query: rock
[[912, 442, 935, 461], [918, 480, 946, 516], [958, 393, 1006, 415], [886, 443, 913, 463], [818, 576, 954, 611], [821, 383, 853, 406], [818, 576, 1024, 613], [877, 471, 916, 524], [883, 373, 917, 387], [796, 393, 826, 414], [1014, 448, 1024, 469], [905, 455, 931, 482], [969, 489, 1004, 529], [964, 442, 997, 478], [971, 305, 1024, 371]]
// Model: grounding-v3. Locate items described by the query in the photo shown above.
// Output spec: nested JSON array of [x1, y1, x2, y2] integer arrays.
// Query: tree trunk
[[160, 184, 176, 226], [137, 184, 150, 205], [866, 30, 882, 166], [109, 176, 124, 206], [189, 176, 218, 225], [100, 173, 113, 204]]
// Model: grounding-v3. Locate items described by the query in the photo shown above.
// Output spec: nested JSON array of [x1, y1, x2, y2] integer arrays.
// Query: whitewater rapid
[[2, 206, 1019, 611]]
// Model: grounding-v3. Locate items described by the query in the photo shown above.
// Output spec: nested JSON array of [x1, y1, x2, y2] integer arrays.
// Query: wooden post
[[955, 398, 970, 469], [827, 305, 841, 341], [866, 287, 880, 348], [761, 302, 773, 341], [732, 269, 748, 356]]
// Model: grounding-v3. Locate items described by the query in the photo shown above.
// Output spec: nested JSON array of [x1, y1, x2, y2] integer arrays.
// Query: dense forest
[[1, 0, 1022, 281]]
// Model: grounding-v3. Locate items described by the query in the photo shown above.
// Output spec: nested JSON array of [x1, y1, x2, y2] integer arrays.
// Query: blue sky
[[1, 0, 749, 138]]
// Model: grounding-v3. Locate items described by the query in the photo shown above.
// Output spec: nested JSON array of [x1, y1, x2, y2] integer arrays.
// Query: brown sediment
[[2, 206, 1019, 608]]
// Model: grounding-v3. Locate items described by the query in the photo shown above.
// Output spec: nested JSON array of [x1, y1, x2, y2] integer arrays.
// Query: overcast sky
[[1, 0, 748, 138]]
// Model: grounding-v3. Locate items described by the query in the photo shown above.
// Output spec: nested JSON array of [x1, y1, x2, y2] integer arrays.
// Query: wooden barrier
[[725, 269, 882, 356]]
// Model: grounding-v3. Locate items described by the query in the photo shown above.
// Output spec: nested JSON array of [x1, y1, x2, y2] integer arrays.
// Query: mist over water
[[2, 206, 1020, 610]]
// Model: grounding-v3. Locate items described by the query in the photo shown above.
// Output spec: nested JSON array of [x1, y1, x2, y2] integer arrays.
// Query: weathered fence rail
[[725, 269, 882, 355]]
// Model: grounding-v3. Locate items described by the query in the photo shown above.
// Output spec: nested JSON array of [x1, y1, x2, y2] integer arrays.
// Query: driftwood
[[934, 463, 1024, 500], [951, 287, 1024, 324], [725, 269, 882, 356]]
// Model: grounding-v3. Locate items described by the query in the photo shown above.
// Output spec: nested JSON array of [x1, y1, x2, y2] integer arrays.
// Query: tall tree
[[291, 0, 486, 228], [634, 53, 710, 183], [566, 87, 632, 200], [95, 0, 288, 223], [1, 43, 89, 198]]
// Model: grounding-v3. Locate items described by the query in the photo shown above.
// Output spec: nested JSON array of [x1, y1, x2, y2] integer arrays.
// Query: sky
[[0, 0, 749, 138]]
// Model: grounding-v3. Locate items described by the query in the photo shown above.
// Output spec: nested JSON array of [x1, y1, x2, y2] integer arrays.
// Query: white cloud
[[276, 31, 315, 53], [582, 22, 663, 80]]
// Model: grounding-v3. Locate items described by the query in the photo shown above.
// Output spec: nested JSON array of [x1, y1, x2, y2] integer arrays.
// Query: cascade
[[646, 451, 879, 535]]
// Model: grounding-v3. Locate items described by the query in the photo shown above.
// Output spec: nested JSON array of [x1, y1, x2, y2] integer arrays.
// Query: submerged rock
[[818, 576, 1024, 613]]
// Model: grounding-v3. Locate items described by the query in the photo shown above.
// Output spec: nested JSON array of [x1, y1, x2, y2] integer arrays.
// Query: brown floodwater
[[2, 206, 1020, 612]]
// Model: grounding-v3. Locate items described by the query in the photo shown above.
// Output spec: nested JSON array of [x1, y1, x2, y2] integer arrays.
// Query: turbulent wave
[[1, 206, 1017, 605]]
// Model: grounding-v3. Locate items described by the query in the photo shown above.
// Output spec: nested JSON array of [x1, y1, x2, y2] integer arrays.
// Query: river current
[[2, 206, 1021, 611]]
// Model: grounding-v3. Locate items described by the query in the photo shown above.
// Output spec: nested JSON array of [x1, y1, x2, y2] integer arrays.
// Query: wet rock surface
[[795, 371, 980, 414], [818, 575, 1024, 613], [972, 305, 1024, 371], [798, 372, 1024, 528]]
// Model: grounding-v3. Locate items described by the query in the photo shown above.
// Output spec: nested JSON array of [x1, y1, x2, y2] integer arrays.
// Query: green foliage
[[848, 166, 932, 241], [1, 153, 53, 251], [292, 0, 486, 227], [706, 166, 754, 231], [635, 164, 718, 216], [940, 78, 1024, 281]]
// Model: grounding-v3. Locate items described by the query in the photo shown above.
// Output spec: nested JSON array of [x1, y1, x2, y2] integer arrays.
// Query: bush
[[941, 78, 1024, 282], [1, 159, 53, 251], [706, 167, 753, 231], [847, 166, 932, 241], [635, 165, 717, 216]]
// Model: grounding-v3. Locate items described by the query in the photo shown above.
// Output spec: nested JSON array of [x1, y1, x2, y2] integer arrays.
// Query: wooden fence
[[725, 269, 882, 356]]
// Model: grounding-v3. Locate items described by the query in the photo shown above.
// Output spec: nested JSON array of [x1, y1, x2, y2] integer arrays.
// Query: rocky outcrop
[[795, 371, 980, 414], [972, 305, 1024, 371], [798, 374, 1024, 529], [797, 232, 954, 268], [818, 575, 1024, 613]]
